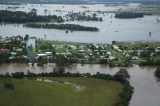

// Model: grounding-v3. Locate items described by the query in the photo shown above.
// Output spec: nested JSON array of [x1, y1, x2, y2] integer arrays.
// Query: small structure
[[0, 48, 10, 54]]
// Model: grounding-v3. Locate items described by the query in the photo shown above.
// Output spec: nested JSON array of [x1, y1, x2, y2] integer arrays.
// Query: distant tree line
[[0, 10, 64, 23], [66, 12, 103, 21], [0, 0, 160, 5], [115, 12, 151, 19], [24, 23, 99, 31], [0, 0, 86, 4]]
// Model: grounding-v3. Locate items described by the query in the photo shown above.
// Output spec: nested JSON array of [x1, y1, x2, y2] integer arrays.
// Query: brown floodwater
[[0, 63, 160, 106]]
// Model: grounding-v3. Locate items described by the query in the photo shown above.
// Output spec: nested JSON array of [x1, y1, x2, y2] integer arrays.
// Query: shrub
[[115, 68, 130, 79], [11, 72, 24, 78], [3, 79, 14, 90], [155, 67, 160, 79]]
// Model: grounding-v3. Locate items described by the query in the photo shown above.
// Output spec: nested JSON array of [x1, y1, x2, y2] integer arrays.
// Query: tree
[[54, 66, 65, 75], [37, 56, 45, 66], [55, 55, 66, 66], [140, 50, 151, 58], [112, 41, 117, 45], [155, 67, 160, 79], [3, 79, 14, 90], [99, 17, 103, 21], [4, 72, 11, 78], [52, 48, 56, 60], [11, 72, 24, 78], [115, 68, 130, 79], [24, 34, 29, 41]]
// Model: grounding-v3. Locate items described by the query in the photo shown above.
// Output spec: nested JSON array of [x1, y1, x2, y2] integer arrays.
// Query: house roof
[[0, 48, 10, 53]]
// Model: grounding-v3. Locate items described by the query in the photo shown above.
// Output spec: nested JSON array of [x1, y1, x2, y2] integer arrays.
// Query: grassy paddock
[[0, 77, 123, 106]]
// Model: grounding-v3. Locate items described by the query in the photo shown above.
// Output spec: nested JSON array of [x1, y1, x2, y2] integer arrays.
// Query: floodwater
[[0, 63, 160, 106], [0, 4, 160, 43], [0, 3, 160, 106]]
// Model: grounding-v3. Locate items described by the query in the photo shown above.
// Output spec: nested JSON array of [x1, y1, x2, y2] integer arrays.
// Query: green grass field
[[0, 77, 123, 106]]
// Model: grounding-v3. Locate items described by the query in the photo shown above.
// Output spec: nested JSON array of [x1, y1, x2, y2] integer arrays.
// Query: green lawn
[[0, 77, 123, 106]]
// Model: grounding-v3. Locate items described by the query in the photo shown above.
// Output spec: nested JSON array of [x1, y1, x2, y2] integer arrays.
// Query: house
[[68, 45, 77, 50], [79, 49, 85, 53], [109, 56, 116, 60], [0, 48, 10, 54], [56, 45, 64, 49], [112, 45, 122, 52], [79, 45, 85, 50], [155, 47, 160, 52], [9, 52, 17, 59], [11, 52, 17, 55], [16, 48, 23, 52], [45, 52, 52, 56], [94, 50, 99, 52], [131, 56, 140, 60], [93, 43, 99, 49], [124, 53, 130, 58], [36, 53, 47, 59], [107, 51, 112, 56], [100, 50, 106, 52]]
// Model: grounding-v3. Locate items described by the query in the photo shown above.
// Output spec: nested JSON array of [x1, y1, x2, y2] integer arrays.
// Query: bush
[[155, 67, 160, 79], [4, 72, 11, 78], [115, 68, 130, 79], [11, 72, 24, 78], [3, 79, 14, 90]]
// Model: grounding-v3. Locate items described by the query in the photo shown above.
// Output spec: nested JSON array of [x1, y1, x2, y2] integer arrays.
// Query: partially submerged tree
[[155, 67, 160, 79], [115, 68, 130, 79]]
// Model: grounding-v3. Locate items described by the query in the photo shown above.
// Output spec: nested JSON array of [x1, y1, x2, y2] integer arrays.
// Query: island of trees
[[115, 12, 151, 19], [0, 10, 64, 23], [65, 12, 103, 21], [24, 23, 99, 32]]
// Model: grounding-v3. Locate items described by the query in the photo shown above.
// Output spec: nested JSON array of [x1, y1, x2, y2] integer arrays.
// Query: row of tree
[[66, 12, 103, 21], [24, 23, 99, 31], [115, 12, 151, 19], [0, 0, 85, 4]]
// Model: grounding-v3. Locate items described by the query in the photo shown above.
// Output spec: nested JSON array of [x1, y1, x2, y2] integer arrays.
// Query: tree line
[[115, 12, 151, 19], [66, 12, 103, 21], [24, 23, 99, 31], [0, 10, 64, 23]]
